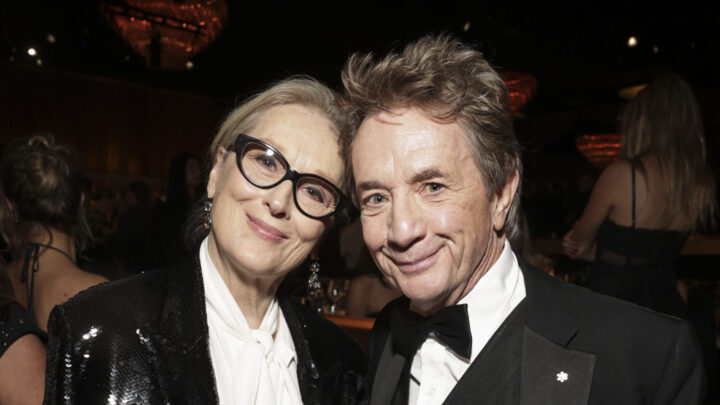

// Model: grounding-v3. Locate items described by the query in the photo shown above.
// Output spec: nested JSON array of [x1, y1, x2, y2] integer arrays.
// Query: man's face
[[352, 108, 516, 314]]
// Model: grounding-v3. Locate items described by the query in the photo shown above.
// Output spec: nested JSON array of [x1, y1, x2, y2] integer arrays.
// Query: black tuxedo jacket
[[368, 259, 705, 405], [43, 258, 368, 404]]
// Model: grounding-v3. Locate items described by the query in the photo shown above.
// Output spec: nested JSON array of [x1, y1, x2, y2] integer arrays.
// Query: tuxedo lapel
[[519, 260, 595, 405], [146, 260, 219, 404], [521, 327, 595, 405], [370, 336, 407, 405]]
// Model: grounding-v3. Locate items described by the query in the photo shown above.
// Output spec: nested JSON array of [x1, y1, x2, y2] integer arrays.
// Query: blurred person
[[344, 35, 705, 404], [152, 153, 204, 266], [79, 183, 124, 281], [86, 186, 118, 242], [107, 180, 153, 274], [0, 133, 108, 332], [44, 77, 367, 404], [343, 218, 402, 317], [563, 74, 717, 318], [346, 268, 402, 318]]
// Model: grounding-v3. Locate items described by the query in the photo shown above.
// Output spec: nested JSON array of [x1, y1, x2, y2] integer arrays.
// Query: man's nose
[[386, 194, 426, 249]]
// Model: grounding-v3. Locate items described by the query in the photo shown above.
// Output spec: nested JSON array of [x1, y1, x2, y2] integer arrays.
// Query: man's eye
[[364, 194, 386, 206], [426, 183, 444, 193]]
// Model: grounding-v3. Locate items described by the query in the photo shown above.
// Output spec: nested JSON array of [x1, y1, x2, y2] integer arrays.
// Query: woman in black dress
[[563, 74, 717, 317], [44, 77, 367, 404]]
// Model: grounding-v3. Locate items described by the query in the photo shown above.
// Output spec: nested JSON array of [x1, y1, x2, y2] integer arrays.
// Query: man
[[342, 35, 705, 405]]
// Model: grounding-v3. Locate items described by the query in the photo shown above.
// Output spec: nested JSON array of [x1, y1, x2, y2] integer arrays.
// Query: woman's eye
[[260, 157, 275, 168], [253, 155, 279, 171], [303, 186, 327, 204]]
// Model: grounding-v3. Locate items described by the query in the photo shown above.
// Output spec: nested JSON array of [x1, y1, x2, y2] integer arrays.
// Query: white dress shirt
[[408, 240, 526, 405], [200, 237, 303, 405]]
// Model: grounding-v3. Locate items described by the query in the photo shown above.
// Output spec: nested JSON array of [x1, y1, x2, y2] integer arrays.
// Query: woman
[[0, 133, 108, 332], [563, 74, 717, 317], [44, 77, 367, 404], [0, 264, 45, 405]]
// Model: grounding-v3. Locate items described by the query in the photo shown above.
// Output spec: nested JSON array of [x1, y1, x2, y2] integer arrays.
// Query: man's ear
[[492, 169, 519, 232], [207, 147, 227, 199]]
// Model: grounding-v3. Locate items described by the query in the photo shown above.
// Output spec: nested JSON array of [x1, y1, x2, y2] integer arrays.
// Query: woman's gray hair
[[185, 76, 350, 248]]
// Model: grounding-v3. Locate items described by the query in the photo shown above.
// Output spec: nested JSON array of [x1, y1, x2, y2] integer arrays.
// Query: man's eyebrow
[[410, 168, 444, 184], [356, 181, 386, 194]]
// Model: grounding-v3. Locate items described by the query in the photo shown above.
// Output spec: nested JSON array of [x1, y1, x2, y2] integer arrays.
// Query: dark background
[[1, 0, 719, 209]]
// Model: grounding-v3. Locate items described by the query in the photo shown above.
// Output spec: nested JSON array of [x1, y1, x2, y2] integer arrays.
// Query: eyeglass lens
[[240, 141, 339, 217]]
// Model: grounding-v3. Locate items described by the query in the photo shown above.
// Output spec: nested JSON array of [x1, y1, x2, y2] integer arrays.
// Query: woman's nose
[[264, 180, 294, 218]]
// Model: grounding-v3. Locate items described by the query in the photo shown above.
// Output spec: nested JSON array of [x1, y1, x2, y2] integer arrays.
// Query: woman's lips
[[246, 214, 288, 242], [391, 248, 440, 274]]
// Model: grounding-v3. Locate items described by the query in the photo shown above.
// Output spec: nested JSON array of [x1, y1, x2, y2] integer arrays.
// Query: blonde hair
[[620, 74, 717, 229], [342, 34, 522, 240]]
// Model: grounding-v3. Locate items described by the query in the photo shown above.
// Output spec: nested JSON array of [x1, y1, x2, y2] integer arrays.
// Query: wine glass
[[326, 279, 348, 315]]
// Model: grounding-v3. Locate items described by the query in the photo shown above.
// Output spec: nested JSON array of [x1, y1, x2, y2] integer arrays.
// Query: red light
[[576, 134, 622, 168], [105, 0, 227, 71], [500, 71, 538, 114]]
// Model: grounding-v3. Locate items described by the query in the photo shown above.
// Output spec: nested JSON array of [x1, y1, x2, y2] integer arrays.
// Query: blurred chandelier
[[500, 71, 538, 115], [103, 0, 228, 71], [576, 133, 621, 168]]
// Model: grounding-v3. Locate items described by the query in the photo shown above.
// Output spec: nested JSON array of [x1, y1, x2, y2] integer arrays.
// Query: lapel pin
[[556, 371, 569, 383]]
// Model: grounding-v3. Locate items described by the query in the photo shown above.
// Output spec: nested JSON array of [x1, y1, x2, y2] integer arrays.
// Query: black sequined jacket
[[43, 258, 368, 404]]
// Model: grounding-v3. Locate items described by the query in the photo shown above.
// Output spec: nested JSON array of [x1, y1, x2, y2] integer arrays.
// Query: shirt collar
[[458, 239, 526, 361]]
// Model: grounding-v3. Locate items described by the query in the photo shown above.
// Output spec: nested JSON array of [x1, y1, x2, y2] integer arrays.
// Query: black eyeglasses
[[228, 134, 346, 219]]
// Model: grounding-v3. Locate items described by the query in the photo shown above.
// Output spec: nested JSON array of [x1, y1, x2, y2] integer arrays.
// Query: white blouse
[[200, 238, 303, 405]]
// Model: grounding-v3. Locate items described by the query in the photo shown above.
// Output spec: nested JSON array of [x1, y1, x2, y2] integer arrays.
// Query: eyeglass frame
[[227, 134, 347, 219]]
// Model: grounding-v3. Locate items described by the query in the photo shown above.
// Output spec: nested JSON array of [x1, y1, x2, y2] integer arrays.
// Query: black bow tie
[[389, 299, 472, 359]]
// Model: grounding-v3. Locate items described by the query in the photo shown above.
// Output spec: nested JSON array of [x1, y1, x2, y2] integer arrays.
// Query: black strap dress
[[0, 301, 46, 358], [587, 161, 688, 318]]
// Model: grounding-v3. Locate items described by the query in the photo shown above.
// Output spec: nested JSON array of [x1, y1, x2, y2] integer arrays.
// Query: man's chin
[[404, 288, 449, 315]]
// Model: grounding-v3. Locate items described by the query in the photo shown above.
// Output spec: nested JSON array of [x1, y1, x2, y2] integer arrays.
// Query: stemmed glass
[[326, 279, 348, 315]]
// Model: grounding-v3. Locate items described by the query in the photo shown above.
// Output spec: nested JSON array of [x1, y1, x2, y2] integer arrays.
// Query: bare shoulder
[[0, 333, 45, 405], [63, 268, 109, 298], [0, 333, 45, 364], [597, 159, 632, 185], [593, 160, 633, 204]]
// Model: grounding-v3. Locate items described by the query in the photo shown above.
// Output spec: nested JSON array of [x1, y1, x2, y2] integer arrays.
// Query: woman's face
[[207, 104, 343, 281]]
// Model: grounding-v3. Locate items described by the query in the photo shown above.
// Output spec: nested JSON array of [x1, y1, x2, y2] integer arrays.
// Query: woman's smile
[[246, 213, 288, 242]]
